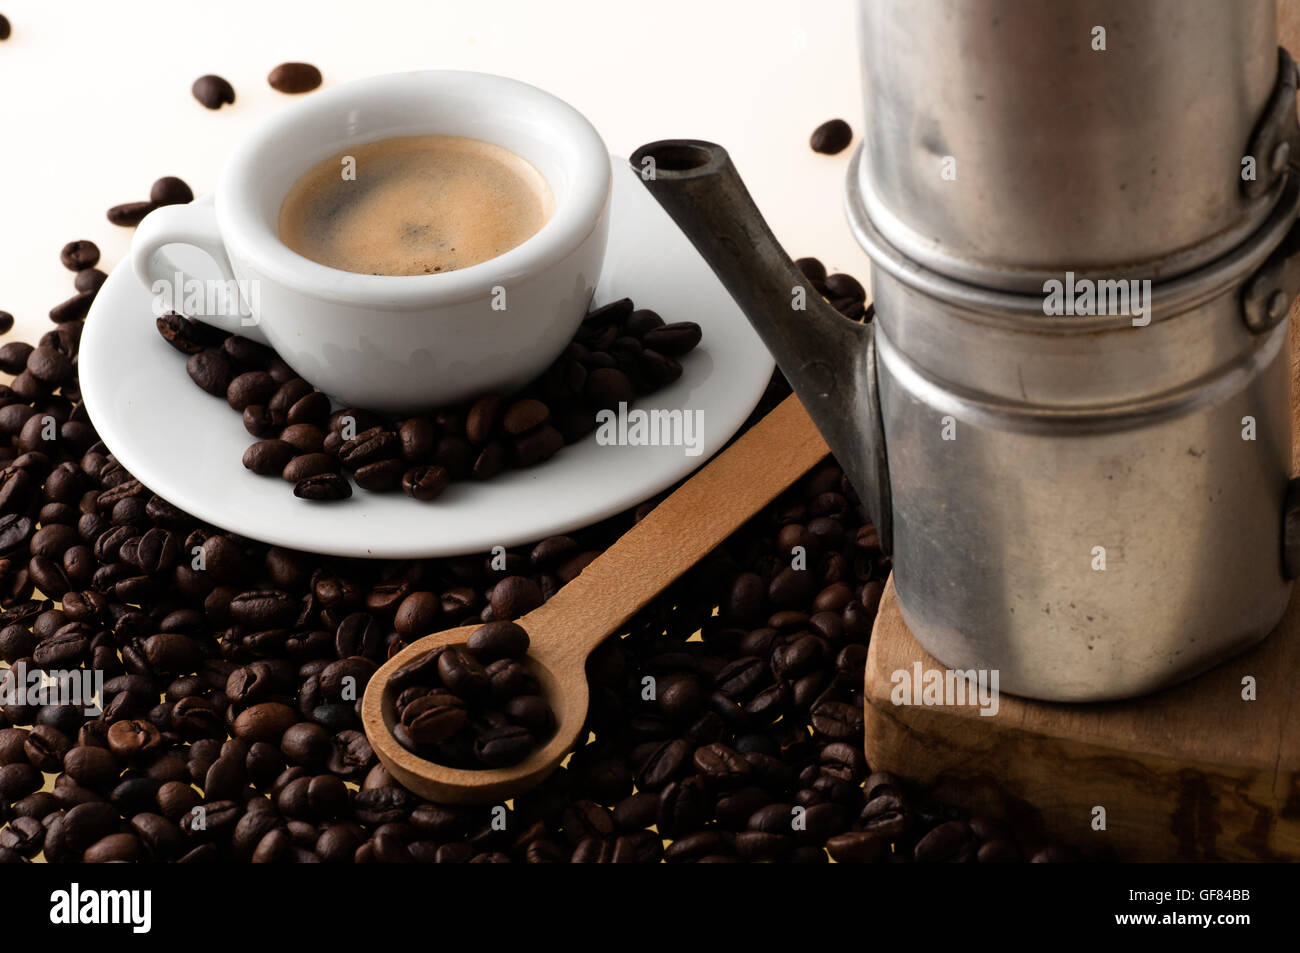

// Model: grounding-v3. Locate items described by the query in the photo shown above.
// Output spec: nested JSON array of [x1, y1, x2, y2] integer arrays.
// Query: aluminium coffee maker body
[[843, 0, 1300, 700], [635, 0, 1300, 701]]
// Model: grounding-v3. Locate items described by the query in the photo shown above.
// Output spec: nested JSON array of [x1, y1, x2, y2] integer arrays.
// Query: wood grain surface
[[864, 577, 1300, 861]]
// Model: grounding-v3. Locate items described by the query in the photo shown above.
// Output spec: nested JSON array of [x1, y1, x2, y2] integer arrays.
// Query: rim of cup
[[217, 70, 611, 309]]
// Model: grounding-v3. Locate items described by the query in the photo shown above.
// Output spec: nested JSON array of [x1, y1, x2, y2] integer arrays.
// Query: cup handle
[[131, 202, 270, 345]]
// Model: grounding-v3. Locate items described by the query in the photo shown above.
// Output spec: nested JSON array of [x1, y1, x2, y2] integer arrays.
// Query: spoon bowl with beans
[[362, 394, 831, 803]]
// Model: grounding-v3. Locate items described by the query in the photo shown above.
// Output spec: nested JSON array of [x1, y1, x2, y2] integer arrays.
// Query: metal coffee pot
[[632, 0, 1300, 701]]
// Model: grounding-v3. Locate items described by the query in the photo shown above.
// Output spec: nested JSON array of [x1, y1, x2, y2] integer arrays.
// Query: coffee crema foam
[[278, 134, 555, 276]]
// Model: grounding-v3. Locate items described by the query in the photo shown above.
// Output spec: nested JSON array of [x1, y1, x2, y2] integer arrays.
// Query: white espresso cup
[[132, 71, 611, 413]]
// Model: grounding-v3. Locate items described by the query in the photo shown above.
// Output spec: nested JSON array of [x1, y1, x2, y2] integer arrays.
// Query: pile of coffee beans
[[0, 238, 1076, 861], [389, 622, 554, 769], [159, 297, 703, 503], [795, 257, 871, 322]]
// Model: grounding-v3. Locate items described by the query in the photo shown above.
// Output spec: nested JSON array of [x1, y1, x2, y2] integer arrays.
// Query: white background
[[0, 0, 866, 343]]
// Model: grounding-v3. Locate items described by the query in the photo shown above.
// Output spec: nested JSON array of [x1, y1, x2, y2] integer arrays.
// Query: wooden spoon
[[361, 394, 829, 804]]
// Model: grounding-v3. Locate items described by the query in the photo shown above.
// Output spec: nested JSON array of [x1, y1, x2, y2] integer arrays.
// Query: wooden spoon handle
[[522, 393, 829, 656]]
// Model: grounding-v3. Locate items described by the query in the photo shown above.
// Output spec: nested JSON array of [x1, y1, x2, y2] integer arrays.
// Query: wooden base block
[[863, 578, 1300, 861]]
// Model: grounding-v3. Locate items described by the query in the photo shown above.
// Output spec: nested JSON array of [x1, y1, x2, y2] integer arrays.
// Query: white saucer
[[78, 158, 774, 558]]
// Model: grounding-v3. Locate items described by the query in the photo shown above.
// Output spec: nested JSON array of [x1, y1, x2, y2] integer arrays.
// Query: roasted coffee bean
[[333, 612, 381, 659], [0, 728, 33, 763], [435, 646, 489, 700], [0, 762, 41, 800], [401, 465, 449, 502], [106, 719, 162, 759], [60, 802, 120, 856], [810, 118, 853, 155], [192, 74, 236, 109], [402, 696, 466, 746], [135, 527, 179, 573], [294, 473, 352, 501], [464, 397, 500, 446], [651, 775, 706, 837], [502, 398, 549, 435], [488, 576, 542, 620], [150, 176, 194, 207], [635, 738, 692, 792], [0, 16, 10, 41], [354, 458, 405, 492], [241, 405, 279, 438], [511, 424, 564, 467], [268, 62, 322, 94], [319, 657, 376, 702], [47, 291, 94, 324], [230, 590, 297, 628], [693, 743, 751, 786], [75, 268, 108, 293], [287, 391, 330, 427], [156, 313, 208, 355], [0, 815, 44, 856], [278, 723, 329, 769], [338, 427, 397, 468], [0, 513, 34, 556], [503, 695, 552, 734], [471, 725, 532, 767], [471, 442, 506, 481], [0, 341, 34, 375], [826, 832, 889, 863], [641, 322, 701, 357], [23, 725, 69, 772], [63, 746, 119, 790], [326, 730, 373, 778], [186, 349, 232, 396], [142, 632, 202, 674], [389, 417, 434, 464], [583, 367, 634, 409], [242, 439, 295, 476], [914, 819, 977, 862], [227, 371, 277, 411], [232, 702, 298, 744], [33, 627, 89, 667], [222, 335, 274, 370], [795, 257, 827, 282], [106, 201, 155, 227], [0, 624, 34, 663], [60, 240, 100, 272], [611, 792, 659, 832], [127, 813, 183, 860], [279, 423, 324, 455], [467, 620, 529, 662], [281, 452, 337, 483], [824, 272, 866, 302], [27, 345, 73, 385], [810, 700, 863, 741], [393, 591, 439, 636]]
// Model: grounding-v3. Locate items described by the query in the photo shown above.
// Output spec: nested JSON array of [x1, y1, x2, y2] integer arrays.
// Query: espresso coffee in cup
[[278, 134, 555, 276], [132, 70, 611, 412]]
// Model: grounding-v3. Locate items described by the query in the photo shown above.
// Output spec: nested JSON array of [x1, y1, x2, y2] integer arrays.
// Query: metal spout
[[630, 140, 892, 551]]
